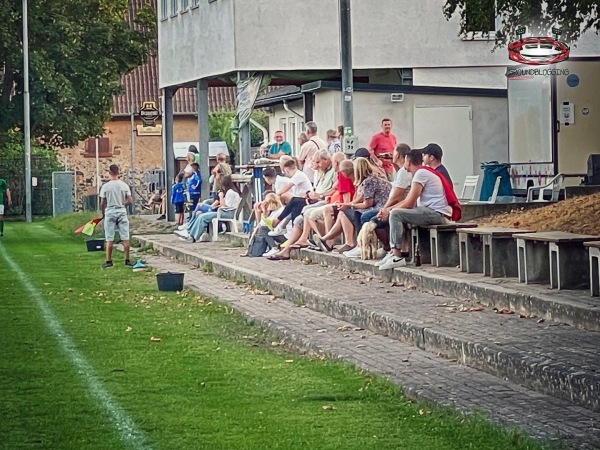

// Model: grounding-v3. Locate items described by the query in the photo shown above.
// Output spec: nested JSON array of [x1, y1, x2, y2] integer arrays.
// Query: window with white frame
[[160, 0, 168, 20], [171, 0, 179, 16]]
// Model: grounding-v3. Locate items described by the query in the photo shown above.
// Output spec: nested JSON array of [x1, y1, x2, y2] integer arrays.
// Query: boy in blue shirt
[[187, 163, 202, 219], [171, 174, 186, 226]]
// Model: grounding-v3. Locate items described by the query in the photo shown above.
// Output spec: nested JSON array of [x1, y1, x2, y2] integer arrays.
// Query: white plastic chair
[[526, 174, 564, 202], [211, 202, 244, 241], [460, 175, 480, 202]]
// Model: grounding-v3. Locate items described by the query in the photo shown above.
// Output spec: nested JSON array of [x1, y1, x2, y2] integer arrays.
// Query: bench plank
[[513, 231, 600, 244]]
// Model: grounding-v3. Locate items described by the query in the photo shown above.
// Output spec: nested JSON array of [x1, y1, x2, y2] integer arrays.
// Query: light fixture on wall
[[390, 93, 405, 102]]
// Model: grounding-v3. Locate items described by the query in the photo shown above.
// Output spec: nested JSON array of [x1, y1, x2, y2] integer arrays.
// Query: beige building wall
[[556, 60, 600, 176]]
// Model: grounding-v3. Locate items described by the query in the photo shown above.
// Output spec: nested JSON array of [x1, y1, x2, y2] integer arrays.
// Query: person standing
[[0, 177, 12, 237], [171, 174, 186, 226], [187, 163, 202, 219], [368, 118, 397, 180], [99, 165, 133, 268], [298, 121, 327, 182], [326, 129, 342, 154], [267, 131, 293, 160]]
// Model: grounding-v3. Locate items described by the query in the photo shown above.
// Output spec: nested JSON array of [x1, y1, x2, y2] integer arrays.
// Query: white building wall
[[414, 67, 508, 89], [270, 90, 508, 176]]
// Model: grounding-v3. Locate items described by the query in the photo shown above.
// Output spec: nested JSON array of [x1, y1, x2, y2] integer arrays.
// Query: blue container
[[480, 162, 513, 201], [156, 272, 185, 292]]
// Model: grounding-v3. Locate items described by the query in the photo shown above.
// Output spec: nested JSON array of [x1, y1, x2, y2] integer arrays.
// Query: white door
[[414, 105, 473, 195]]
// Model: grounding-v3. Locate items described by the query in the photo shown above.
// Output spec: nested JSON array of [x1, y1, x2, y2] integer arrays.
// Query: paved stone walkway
[[140, 246, 600, 448]]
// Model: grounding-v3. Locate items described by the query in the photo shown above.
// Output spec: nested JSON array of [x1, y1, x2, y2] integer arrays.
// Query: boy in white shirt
[[270, 158, 313, 236]]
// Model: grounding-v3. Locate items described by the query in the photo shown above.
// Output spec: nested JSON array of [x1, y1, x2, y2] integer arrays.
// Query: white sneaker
[[378, 256, 407, 271], [374, 252, 394, 267], [343, 246, 362, 258], [175, 229, 190, 238], [199, 232, 211, 242], [263, 248, 279, 257], [268, 226, 285, 237], [177, 224, 189, 231], [185, 235, 195, 243]]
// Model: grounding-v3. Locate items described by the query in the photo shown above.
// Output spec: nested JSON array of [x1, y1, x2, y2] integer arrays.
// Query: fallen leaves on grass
[[150, 336, 162, 342], [322, 405, 335, 410]]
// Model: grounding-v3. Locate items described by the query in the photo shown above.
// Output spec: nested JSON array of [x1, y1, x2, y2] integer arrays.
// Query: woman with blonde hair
[[242, 192, 288, 257], [313, 157, 391, 253]]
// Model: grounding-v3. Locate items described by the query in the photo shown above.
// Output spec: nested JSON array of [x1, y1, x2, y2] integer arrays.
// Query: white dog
[[357, 221, 379, 260]]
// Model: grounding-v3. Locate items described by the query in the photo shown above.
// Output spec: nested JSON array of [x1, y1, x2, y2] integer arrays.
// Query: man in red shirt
[[368, 118, 397, 180]]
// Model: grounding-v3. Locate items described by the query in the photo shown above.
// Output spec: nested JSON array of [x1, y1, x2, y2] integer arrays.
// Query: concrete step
[[298, 248, 600, 333], [137, 235, 600, 413]]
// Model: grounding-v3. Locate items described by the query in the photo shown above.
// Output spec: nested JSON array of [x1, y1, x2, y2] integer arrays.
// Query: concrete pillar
[[197, 79, 210, 200], [163, 87, 175, 222]]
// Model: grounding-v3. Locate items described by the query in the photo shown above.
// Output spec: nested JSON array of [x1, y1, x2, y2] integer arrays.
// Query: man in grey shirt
[[99, 164, 133, 268]]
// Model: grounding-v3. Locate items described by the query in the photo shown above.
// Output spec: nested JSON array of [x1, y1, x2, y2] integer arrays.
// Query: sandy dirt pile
[[476, 193, 600, 236]]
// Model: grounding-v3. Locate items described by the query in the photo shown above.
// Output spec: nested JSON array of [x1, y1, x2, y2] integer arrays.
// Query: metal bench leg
[[591, 249, 600, 297]]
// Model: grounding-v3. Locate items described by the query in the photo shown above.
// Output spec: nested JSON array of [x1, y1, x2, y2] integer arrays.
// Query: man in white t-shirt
[[378, 148, 450, 270], [298, 121, 327, 182], [99, 164, 133, 268], [367, 144, 413, 255], [270, 158, 313, 236]]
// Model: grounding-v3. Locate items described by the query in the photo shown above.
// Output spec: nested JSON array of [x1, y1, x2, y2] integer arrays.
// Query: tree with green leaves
[[444, 0, 600, 47], [0, 0, 155, 149]]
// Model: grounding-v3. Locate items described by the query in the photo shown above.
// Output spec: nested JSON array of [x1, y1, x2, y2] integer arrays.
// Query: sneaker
[[157, 214, 166, 220], [185, 235, 196, 243], [268, 226, 285, 237], [378, 257, 407, 271], [343, 246, 362, 258], [133, 261, 146, 269], [199, 232, 211, 242], [263, 248, 279, 257], [102, 261, 113, 268], [174, 229, 190, 238], [124, 259, 134, 267], [177, 224, 189, 231], [374, 252, 394, 267]]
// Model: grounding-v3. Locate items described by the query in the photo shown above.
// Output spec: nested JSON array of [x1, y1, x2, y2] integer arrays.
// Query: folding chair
[[459, 175, 480, 202]]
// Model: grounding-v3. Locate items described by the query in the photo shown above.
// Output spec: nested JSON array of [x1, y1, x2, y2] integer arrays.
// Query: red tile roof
[[111, 0, 237, 116]]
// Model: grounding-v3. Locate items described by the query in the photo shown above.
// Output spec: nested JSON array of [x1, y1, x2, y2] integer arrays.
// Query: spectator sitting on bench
[[314, 157, 391, 254], [267, 154, 349, 261], [177, 175, 241, 243], [253, 166, 289, 227], [367, 143, 413, 258], [422, 143, 453, 188], [377, 148, 451, 270], [268, 158, 313, 236]]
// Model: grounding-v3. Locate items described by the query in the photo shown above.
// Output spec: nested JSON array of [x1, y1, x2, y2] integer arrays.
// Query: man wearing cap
[[422, 143, 453, 188], [267, 130, 293, 160], [368, 118, 397, 180]]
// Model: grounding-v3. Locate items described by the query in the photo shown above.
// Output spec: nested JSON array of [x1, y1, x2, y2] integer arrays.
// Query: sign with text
[[139, 101, 160, 126]]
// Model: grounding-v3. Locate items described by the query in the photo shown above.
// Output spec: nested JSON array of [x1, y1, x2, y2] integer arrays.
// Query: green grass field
[[0, 216, 546, 449]]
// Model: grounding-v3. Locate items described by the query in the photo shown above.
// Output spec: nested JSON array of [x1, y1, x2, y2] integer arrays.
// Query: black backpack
[[247, 234, 268, 257]]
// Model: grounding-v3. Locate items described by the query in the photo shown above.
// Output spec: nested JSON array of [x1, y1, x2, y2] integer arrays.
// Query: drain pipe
[[249, 117, 269, 144], [283, 100, 304, 120]]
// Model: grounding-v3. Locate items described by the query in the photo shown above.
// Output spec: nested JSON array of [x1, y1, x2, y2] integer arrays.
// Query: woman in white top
[[185, 176, 241, 242]]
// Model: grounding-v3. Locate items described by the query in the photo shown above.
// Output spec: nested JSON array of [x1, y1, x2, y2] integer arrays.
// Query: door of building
[[52, 171, 74, 217], [414, 105, 474, 196]]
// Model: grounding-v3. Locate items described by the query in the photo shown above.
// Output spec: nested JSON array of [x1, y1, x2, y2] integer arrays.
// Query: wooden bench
[[458, 227, 533, 277], [514, 232, 600, 290], [584, 241, 600, 296]]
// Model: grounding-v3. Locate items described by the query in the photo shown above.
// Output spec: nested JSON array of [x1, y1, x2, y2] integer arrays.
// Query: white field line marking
[[0, 242, 151, 450]]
